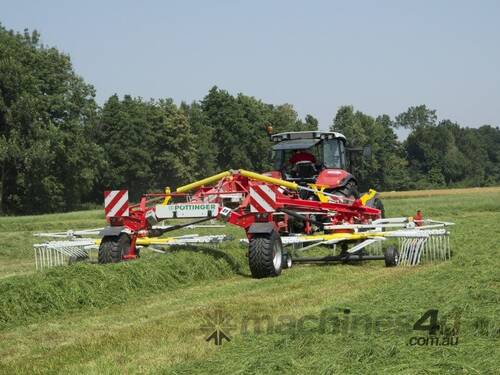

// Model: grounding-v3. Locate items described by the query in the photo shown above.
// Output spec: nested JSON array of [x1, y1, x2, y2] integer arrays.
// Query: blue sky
[[2, 0, 499, 131]]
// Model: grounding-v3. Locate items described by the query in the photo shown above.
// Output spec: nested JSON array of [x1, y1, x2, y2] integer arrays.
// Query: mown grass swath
[[0, 245, 246, 329]]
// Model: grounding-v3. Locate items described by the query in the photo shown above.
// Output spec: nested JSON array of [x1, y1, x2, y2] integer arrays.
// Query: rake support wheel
[[248, 230, 283, 278], [98, 234, 131, 264], [384, 245, 399, 267]]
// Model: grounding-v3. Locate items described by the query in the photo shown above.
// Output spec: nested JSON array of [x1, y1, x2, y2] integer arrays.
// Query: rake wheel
[[98, 234, 130, 264], [248, 230, 283, 278], [384, 245, 399, 267]]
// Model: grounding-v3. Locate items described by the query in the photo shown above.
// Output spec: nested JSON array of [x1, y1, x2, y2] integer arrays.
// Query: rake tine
[[397, 238, 401, 263], [443, 234, 447, 260], [411, 238, 419, 266], [440, 234, 445, 260], [404, 238, 412, 266], [430, 236, 435, 260], [428, 236, 433, 262], [399, 238, 407, 266], [442, 235, 446, 260], [408, 238, 416, 266], [446, 233, 451, 260], [415, 238, 422, 264], [407, 238, 414, 266], [439, 235, 445, 260], [423, 237, 428, 263], [403, 238, 411, 266], [433, 234, 437, 262], [405, 238, 411, 266], [435, 235, 440, 260], [416, 238, 426, 265], [432, 234, 437, 261], [434, 234, 440, 261], [405, 238, 414, 266]]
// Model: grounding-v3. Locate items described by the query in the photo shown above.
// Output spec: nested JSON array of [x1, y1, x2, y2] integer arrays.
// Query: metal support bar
[[292, 254, 385, 263], [149, 216, 216, 237], [279, 208, 324, 229]]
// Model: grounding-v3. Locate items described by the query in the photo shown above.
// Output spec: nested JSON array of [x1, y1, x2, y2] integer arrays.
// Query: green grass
[[0, 190, 499, 374], [0, 249, 245, 329], [0, 209, 105, 279]]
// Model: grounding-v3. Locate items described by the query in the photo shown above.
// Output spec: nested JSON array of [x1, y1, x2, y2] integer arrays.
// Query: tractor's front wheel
[[98, 234, 131, 264], [248, 231, 283, 278], [327, 180, 359, 200], [373, 197, 385, 218]]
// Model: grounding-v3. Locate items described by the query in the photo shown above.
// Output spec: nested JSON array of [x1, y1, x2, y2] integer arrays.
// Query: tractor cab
[[268, 131, 358, 197]]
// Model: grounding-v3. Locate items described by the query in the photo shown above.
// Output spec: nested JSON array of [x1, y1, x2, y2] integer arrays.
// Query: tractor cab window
[[272, 138, 321, 172], [272, 149, 319, 171], [272, 138, 346, 172], [323, 139, 346, 169], [272, 150, 284, 170]]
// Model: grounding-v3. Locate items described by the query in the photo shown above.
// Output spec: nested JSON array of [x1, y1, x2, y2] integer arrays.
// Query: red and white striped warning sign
[[104, 190, 129, 217], [249, 184, 276, 213]]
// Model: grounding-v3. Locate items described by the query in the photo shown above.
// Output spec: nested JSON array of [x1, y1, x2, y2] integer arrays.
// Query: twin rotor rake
[[32, 169, 453, 274]]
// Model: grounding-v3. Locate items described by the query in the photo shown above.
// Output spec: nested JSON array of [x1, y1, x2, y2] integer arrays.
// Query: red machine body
[[103, 131, 380, 261], [105, 169, 380, 260], [315, 169, 353, 189]]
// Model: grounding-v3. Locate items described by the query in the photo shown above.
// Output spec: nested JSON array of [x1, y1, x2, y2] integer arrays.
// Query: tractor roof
[[270, 131, 346, 144]]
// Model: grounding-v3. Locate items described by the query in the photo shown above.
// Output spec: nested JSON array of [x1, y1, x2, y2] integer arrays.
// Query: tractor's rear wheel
[[98, 234, 131, 264], [248, 231, 283, 278]]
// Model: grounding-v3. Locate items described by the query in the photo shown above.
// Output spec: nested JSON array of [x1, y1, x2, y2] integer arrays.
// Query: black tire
[[346, 180, 359, 199], [374, 197, 385, 218], [98, 234, 131, 264], [248, 231, 283, 278], [384, 245, 399, 267], [328, 180, 359, 200], [282, 252, 293, 269]]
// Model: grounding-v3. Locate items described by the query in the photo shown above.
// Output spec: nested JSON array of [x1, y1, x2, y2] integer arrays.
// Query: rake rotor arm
[[239, 169, 299, 191], [175, 171, 231, 193], [238, 169, 355, 203]]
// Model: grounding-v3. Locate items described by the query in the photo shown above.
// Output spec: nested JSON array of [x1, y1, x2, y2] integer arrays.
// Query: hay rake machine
[[99, 167, 451, 278], [34, 131, 453, 276]]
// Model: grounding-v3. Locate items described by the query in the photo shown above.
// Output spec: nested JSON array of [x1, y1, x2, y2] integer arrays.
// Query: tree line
[[1, 26, 499, 214]]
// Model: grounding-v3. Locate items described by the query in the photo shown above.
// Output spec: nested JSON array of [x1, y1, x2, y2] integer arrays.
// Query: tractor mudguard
[[99, 226, 125, 237], [316, 169, 356, 189], [336, 174, 357, 189], [248, 222, 277, 235]]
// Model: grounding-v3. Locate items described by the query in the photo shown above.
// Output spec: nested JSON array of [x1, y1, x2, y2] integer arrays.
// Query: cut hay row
[[0, 246, 246, 329]]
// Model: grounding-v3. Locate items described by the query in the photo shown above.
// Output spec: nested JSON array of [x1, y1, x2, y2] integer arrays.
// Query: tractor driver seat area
[[292, 160, 318, 181]]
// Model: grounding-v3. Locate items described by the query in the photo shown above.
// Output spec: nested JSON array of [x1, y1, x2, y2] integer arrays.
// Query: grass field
[[0, 189, 499, 374]]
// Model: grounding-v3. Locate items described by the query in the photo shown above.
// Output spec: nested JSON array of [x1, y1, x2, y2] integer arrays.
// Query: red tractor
[[265, 131, 383, 213], [267, 131, 358, 198]]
